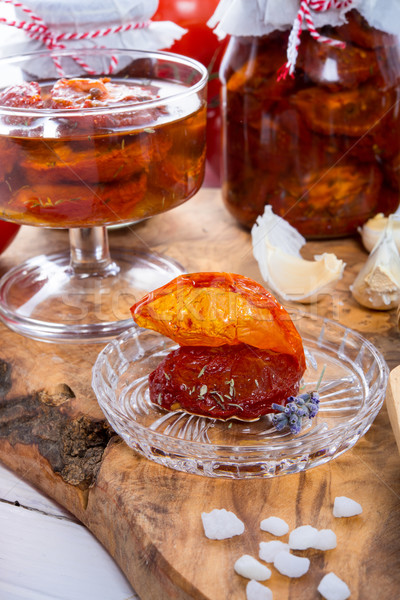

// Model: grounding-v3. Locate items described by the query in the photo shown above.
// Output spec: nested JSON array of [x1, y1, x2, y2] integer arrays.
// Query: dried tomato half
[[297, 32, 376, 88], [291, 83, 395, 137], [268, 161, 383, 237], [149, 343, 303, 420], [131, 272, 305, 370], [10, 173, 147, 226], [49, 77, 160, 109], [21, 133, 171, 185], [0, 82, 43, 108]]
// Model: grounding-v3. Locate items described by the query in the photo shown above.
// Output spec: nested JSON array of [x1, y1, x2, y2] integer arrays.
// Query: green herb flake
[[210, 390, 225, 402], [112, 164, 125, 179], [198, 366, 207, 378], [199, 384, 208, 397]]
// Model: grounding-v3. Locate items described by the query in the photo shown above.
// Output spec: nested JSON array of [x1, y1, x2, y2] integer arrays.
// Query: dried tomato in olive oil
[[0, 76, 206, 227], [219, 9, 400, 237]]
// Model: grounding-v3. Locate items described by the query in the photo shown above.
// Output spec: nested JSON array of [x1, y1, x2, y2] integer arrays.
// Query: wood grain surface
[[0, 188, 399, 600], [387, 366, 400, 455]]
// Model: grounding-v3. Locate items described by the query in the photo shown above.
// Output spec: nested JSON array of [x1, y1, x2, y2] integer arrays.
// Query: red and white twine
[[278, 0, 354, 80], [0, 0, 151, 75]]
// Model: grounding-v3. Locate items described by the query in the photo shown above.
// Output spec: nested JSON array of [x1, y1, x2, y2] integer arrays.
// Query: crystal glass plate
[[92, 312, 388, 478]]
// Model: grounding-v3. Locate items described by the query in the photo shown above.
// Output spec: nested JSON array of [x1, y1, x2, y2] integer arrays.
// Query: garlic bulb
[[359, 212, 400, 253], [351, 215, 400, 310], [251, 206, 345, 303]]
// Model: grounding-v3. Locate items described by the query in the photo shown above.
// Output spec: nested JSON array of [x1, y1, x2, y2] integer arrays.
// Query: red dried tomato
[[291, 83, 395, 138], [0, 82, 43, 108], [149, 343, 302, 420], [297, 32, 377, 88]]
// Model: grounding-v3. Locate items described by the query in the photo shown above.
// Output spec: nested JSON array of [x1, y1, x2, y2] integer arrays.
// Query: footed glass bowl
[[0, 48, 207, 342], [92, 312, 388, 479]]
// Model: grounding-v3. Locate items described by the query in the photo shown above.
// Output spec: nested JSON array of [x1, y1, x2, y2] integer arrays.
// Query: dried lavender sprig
[[271, 391, 320, 435]]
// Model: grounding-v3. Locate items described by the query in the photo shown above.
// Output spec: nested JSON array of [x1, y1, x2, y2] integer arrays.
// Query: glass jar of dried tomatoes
[[210, 1, 400, 238]]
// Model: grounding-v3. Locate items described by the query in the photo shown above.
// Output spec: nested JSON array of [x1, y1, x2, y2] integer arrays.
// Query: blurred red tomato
[[154, 0, 227, 186], [154, 0, 222, 67], [0, 220, 20, 254]]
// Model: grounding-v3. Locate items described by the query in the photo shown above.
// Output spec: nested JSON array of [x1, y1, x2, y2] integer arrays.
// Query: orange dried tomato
[[10, 173, 147, 226], [131, 272, 306, 371], [49, 77, 160, 109], [47, 77, 166, 131], [22, 133, 171, 185]]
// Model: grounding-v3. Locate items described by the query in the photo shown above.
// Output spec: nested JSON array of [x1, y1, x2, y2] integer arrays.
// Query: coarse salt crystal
[[246, 579, 273, 600], [201, 508, 245, 540], [318, 572, 351, 600], [288, 525, 319, 550], [333, 496, 363, 518], [273, 550, 310, 578], [289, 525, 336, 550], [234, 555, 272, 581], [259, 540, 290, 562], [314, 529, 337, 551], [260, 516, 289, 536]]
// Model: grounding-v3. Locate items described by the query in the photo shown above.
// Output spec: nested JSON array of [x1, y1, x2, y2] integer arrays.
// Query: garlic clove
[[359, 212, 400, 253], [264, 250, 345, 303], [352, 215, 400, 310], [251, 206, 345, 303]]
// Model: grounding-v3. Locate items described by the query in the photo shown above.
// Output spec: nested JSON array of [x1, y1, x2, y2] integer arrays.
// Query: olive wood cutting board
[[1, 188, 400, 600]]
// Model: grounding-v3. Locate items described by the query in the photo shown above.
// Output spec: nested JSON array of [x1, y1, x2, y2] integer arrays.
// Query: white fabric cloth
[[208, 0, 399, 38], [0, 0, 186, 57], [359, 0, 400, 35]]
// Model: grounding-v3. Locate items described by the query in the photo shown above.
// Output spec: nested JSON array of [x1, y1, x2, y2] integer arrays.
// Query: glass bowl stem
[[69, 227, 119, 279]]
